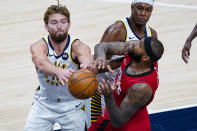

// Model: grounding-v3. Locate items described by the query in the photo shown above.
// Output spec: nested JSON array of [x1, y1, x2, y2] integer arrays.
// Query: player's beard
[[128, 50, 142, 63], [50, 31, 68, 44]]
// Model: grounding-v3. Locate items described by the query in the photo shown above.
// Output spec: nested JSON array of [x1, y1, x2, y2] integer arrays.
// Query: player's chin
[[136, 21, 147, 26]]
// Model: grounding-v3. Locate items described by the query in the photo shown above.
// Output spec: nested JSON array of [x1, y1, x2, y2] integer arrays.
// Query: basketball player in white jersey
[[85, 0, 158, 128], [24, 3, 93, 131]]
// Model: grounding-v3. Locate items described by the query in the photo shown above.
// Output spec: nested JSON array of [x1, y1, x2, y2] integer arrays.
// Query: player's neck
[[49, 35, 68, 56], [129, 61, 152, 75]]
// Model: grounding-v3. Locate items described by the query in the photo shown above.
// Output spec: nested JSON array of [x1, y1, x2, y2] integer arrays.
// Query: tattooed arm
[[100, 80, 153, 127], [93, 40, 136, 72], [94, 40, 135, 59]]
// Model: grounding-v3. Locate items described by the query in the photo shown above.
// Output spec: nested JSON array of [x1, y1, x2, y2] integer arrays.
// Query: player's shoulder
[[30, 39, 47, 51], [108, 20, 125, 32], [102, 20, 126, 41], [148, 26, 158, 38]]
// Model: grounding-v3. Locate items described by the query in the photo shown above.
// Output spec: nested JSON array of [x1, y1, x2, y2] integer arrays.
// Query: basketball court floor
[[0, 0, 197, 130]]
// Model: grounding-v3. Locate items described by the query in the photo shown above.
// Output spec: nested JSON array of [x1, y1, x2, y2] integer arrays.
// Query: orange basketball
[[68, 69, 98, 99]]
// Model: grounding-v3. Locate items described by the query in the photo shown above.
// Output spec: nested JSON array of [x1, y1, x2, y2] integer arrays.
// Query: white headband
[[133, 0, 154, 7]]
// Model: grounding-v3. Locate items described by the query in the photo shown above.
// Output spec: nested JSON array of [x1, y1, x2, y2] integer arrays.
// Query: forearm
[[104, 95, 127, 127], [78, 55, 93, 66], [94, 42, 130, 59], [187, 24, 197, 42], [94, 43, 109, 59], [33, 58, 58, 76]]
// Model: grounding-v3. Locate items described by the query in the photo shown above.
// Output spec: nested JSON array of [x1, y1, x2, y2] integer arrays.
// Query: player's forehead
[[133, 2, 153, 9], [48, 13, 68, 21]]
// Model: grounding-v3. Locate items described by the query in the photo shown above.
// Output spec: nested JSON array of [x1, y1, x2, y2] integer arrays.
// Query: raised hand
[[99, 79, 119, 97], [182, 40, 192, 63]]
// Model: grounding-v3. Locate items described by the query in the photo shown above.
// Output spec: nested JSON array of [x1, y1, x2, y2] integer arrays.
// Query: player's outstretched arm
[[100, 80, 153, 127], [30, 39, 74, 85], [182, 23, 197, 63], [94, 40, 135, 71], [72, 40, 93, 68], [30, 39, 59, 76]]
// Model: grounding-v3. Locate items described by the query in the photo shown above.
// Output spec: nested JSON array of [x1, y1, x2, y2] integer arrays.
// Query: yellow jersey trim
[[121, 19, 128, 42], [147, 26, 152, 36], [69, 39, 79, 66]]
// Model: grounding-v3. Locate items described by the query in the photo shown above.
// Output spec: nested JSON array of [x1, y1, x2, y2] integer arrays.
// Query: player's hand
[[56, 68, 75, 86], [182, 40, 192, 63], [80, 63, 99, 75], [93, 57, 114, 73], [99, 79, 119, 97]]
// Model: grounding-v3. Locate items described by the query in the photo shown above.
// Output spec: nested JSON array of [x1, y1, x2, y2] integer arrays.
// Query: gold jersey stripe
[[91, 90, 102, 123], [69, 39, 79, 66], [121, 19, 128, 42], [147, 26, 152, 36]]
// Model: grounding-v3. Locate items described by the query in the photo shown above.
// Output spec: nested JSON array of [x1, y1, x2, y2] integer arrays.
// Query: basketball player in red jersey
[[88, 37, 164, 131], [86, 0, 158, 128]]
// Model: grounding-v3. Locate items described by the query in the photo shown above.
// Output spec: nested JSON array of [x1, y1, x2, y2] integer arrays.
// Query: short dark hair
[[144, 37, 164, 62], [150, 37, 164, 61]]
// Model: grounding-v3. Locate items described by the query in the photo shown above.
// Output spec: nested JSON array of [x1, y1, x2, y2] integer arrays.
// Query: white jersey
[[121, 17, 152, 41], [35, 34, 83, 105]]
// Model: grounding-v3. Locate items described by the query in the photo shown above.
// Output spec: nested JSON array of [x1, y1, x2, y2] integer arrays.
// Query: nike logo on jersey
[[129, 37, 135, 40], [76, 103, 82, 108]]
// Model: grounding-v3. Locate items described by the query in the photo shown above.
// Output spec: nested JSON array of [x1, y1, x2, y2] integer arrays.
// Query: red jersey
[[88, 54, 159, 131]]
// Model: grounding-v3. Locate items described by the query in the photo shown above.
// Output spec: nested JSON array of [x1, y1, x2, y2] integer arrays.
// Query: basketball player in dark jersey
[[89, 37, 164, 131], [182, 23, 197, 63], [86, 0, 158, 128]]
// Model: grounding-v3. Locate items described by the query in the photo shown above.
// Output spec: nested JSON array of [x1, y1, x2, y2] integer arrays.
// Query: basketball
[[68, 69, 98, 99]]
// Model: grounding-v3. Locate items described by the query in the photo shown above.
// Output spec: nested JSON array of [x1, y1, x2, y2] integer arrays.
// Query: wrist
[[104, 94, 113, 100], [55, 67, 61, 77], [186, 38, 192, 43]]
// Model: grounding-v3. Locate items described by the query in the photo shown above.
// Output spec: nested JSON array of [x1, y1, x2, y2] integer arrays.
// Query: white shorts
[[24, 98, 86, 131]]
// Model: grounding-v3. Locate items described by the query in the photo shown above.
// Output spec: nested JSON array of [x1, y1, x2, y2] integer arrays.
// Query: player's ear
[[142, 55, 150, 62]]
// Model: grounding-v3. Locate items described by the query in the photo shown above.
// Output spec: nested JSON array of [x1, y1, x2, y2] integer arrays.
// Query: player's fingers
[[60, 79, 65, 86], [93, 61, 98, 68], [182, 50, 188, 63], [69, 69, 75, 73], [106, 65, 114, 74], [106, 80, 112, 91], [97, 60, 102, 69], [102, 60, 106, 69], [99, 82, 104, 94], [103, 79, 111, 93]]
